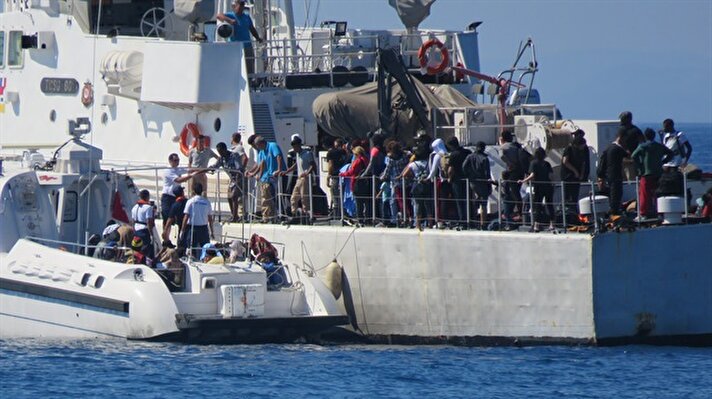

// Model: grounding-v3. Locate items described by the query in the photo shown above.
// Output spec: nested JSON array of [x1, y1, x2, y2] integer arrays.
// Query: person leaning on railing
[[326, 138, 348, 216], [280, 135, 316, 221], [519, 147, 555, 232]]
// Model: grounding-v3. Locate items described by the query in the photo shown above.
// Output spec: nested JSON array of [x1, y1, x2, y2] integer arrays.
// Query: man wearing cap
[[281, 135, 316, 220], [131, 189, 155, 258], [162, 185, 188, 244], [161, 153, 194, 222], [181, 182, 214, 258], [217, 0, 263, 75], [247, 135, 285, 222], [188, 135, 217, 197]]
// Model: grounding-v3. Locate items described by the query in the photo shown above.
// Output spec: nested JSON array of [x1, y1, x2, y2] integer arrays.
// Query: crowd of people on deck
[[87, 111, 711, 269]]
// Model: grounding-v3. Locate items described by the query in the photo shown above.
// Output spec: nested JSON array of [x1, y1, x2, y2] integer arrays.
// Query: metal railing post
[[339, 177, 344, 223], [465, 178, 470, 228], [308, 174, 314, 221], [528, 182, 534, 227], [216, 171, 222, 223], [683, 171, 689, 222], [497, 178, 502, 228], [560, 181, 566, 231], [276, 176, 282, 221], [402, 175, 408, 225], [433, 178, 439, 225], [371, 175, 376, 224], [635, 177, 641, 226], [154, 168, 160, 216], [590, 181, 598, 232]]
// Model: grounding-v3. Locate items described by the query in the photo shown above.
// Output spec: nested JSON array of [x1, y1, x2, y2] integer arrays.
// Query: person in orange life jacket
[[131, 189, 155, 258]]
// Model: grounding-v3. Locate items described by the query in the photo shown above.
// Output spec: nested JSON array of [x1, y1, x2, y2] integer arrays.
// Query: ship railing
[[431, 104, 560, 144], [115, 165, 695, 233], [253, 30, 464, 86]]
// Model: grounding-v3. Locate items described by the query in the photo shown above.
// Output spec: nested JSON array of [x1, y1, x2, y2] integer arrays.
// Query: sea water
[[1, 123, 710, 398], [1, 339, 711, 398]]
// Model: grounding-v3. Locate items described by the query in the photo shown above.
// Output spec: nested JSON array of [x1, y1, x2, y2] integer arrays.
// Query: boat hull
[[233, 223, 712, 345]]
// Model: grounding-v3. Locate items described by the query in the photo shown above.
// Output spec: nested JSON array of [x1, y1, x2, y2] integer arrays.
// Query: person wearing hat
[[188, 135, 217, 197], [126, 236, 150, 266], [162, 185, 188, 244], [281, 135, 316, 220], [131, 189, 155, 258], [217, 0, 263, 75], [339, 146, 369, 222]]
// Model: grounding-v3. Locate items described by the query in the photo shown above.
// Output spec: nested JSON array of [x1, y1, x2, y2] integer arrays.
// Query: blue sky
[[293, 0, 712, 124]]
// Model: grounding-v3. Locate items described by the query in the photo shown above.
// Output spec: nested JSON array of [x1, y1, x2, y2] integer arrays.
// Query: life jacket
[[249, 234, 279, 263]]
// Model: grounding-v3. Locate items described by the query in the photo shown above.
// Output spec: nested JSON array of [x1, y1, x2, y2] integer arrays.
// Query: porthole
[[94, 276, 105, 288], [214, 118, 221, 132], [80, 273, 90, 286], [49, 109, 56, 122]]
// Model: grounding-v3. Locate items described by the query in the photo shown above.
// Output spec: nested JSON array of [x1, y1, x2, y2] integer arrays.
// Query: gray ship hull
[[227, 223, 712, 345]]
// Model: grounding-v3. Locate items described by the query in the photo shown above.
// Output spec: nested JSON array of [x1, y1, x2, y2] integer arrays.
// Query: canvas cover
[[312, 79, 476, 142]]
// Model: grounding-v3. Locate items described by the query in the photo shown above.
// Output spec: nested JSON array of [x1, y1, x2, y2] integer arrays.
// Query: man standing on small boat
[[161, 153, 194, 222], [217, 0, 263, 75], [131, 190, 156, 259], [181, 183, 214, 258]]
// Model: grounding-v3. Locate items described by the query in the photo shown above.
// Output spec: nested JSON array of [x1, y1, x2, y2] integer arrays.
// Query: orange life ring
[[179, 123, 210, 156], [418, 39, 449, 76]]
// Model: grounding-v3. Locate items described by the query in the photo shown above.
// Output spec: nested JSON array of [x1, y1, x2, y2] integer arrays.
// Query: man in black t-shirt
[[619, 111, 644, 180], [561, 136, 590, 213], [445, 136, 472, 226], [162, 185, 188, 246], [326, 138, 347, 215], [597, 128, 628, 215]]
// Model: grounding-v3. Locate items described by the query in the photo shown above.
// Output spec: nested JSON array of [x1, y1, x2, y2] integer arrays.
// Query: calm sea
[[1, 123, 710, 398]]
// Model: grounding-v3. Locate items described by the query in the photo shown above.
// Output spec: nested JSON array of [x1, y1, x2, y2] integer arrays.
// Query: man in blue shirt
[[217, 0, 263, 75], [247, 135, 285, 222]]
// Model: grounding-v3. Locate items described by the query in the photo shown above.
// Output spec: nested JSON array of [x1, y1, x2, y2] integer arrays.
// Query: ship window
[[0, 31, 5, 68], [89, 0, 165, 37], [8, 31, 23, 67], [63, 191, 78, 222]]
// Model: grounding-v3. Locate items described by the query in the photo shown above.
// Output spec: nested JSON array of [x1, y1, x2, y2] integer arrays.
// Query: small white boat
[[0, 126, 348, 343]]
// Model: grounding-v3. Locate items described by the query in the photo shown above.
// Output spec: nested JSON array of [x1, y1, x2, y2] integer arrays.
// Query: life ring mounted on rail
[[418, 38, 449, 76], [179, 123, 210, 156]]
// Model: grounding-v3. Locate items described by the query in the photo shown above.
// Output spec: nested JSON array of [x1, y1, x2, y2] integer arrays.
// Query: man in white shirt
[[661, 118, 692, 168], [131, 189, 155, 258], [161, 153, 194, 221], [180, 182, 214, 257]]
